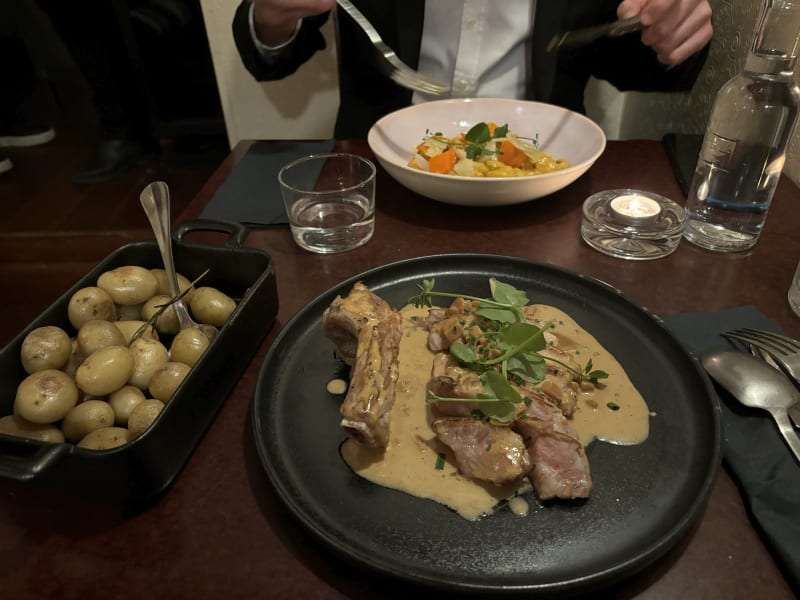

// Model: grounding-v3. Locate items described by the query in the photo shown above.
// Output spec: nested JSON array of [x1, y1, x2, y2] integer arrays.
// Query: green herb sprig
[[412, 278, 609, 423], [129, 269, 210, 345], [421, 122, 540, 161]]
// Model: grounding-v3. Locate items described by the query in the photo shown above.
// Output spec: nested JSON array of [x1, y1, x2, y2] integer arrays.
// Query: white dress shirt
[[249, 1, 535, 98], [412, 0, 534, 103]]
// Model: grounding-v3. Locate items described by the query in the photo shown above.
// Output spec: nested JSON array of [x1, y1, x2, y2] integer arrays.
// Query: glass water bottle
[[683, 0, 800, 252]]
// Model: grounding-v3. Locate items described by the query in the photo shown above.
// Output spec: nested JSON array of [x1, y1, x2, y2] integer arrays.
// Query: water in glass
[[289, 193, 374, 253]]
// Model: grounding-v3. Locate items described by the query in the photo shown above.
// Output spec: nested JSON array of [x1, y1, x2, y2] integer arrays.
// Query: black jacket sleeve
[[231, 0, 330, 81]]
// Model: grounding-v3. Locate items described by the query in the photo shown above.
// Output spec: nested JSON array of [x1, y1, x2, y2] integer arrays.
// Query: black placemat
[[664, 306, 800, 589], [199, 140, 336, 226]]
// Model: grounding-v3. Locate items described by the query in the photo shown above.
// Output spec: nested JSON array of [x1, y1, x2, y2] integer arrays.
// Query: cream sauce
[[339, 304, 649, 521], [326, 378, 348, 395], [529, 305, 649, 446]]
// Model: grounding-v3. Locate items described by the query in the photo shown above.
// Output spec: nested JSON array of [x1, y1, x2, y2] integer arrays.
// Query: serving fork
[[336, 0, 449, 96], [723, 328, 800, 427]]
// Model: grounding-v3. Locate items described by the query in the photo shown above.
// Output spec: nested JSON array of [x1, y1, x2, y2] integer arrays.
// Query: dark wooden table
[[1, 140, 798, 598]]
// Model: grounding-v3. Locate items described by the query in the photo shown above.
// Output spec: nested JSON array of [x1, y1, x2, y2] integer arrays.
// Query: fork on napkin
[[663, 306, 800, 590], [722, 328, 800, 428]]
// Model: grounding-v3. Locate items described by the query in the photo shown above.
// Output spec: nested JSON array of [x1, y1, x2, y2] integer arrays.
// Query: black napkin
[[664, 306, 800, 588], [199, 139, 336, 226]]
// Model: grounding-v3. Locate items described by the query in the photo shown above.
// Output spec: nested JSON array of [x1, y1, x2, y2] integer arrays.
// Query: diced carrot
[[498, 140, 526, 168], [487, 122, 498, 136], [428, 147, 457, 174]]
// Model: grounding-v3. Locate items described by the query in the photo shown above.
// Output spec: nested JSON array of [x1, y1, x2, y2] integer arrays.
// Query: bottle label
[[702, 133, 736, 165]]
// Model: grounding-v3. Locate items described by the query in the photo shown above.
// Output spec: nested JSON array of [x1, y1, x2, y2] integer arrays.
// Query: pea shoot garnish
[[412, 278, 609, 423]]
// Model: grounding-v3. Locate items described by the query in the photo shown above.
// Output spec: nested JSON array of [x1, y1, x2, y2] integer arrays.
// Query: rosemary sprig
[[129, 269, 209, 344]]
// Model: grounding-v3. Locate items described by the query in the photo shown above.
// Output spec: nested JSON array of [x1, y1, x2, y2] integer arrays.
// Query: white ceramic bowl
[[367, 98, 606, 207]]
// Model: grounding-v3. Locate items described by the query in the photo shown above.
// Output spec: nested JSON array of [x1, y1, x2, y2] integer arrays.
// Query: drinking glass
[[278, 153, 376, 254]]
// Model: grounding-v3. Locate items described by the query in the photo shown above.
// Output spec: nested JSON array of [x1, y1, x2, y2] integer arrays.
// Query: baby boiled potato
[[20, 325, 72, 374], [63, 339, 83, 379], [61, 399, 116, 443], [188, 286, 236, 327], [170, 328, 210, 367], [75, 345, 135, 396], [150, 268, 195, 303], [114, 320, 159, 345], [77, 319, 126, 356], [128, 337, 170, 390], [15, 369, 79, 424], [0, 414, 65, 443], [97, 266, 159, 305], [148, 361, 190, 402], [127, 398, 165, 438], [77, 426, 129, 450], [141, 294, 180, 335], [68, 286, 118, 330], [108, 385, 146, 426], [115, 302, 143, 321]]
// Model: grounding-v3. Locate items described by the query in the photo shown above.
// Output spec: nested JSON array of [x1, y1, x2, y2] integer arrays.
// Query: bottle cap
[[581, 189, 686, 260]]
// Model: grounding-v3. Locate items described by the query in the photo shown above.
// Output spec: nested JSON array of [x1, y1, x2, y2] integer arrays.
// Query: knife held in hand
[[547, 16, 643, 53]]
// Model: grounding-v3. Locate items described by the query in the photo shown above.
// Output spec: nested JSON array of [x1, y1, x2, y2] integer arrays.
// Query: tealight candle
[[609, 194, 662, 225], [581, 188, 686, 260]]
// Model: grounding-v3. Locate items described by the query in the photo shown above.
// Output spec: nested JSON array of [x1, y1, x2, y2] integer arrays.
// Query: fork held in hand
[[336, 0, 449, 96]]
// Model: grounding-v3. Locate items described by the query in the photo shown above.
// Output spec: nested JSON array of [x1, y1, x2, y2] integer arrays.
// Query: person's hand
[[251, 0, 336, 47], [617, 0, 713, 65]]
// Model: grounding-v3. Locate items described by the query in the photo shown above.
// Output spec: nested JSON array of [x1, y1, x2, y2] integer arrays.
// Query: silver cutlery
[[723, 328, 800, 428], [336, 0, 449, 96], [742, 342, 800, 429], [547, 16, 643, 53], [703, 351, 800, 464], [723, 328, 800, 380], [139, 181, 219, 342]]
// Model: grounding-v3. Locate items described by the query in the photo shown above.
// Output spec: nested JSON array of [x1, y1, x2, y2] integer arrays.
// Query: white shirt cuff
[[249, 3, 302, 58]]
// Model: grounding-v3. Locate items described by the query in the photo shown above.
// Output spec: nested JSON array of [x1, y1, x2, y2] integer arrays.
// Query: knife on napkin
[[547, 16, 643, 52]]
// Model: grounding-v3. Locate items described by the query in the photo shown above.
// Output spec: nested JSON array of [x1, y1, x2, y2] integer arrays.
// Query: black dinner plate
[[251, 254, 721, 596]]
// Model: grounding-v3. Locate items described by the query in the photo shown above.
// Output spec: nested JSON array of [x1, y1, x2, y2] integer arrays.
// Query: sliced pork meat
[[535, 346, 579, 417], [432, 417, 531, 486], [517, 389, 579, 438], [322, 281, 394, 366], [427, 353, 483, 417], [338, 309, 403, 448], [426, 297, 480, 352], [514, 418, 592, 500]]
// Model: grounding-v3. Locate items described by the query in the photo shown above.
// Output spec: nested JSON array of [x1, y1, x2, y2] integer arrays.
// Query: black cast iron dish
[[0, 219, 278, 509], [251, 253, 721, 596]]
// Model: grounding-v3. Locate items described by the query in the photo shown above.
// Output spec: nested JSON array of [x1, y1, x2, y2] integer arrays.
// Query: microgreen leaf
[[587, 369, 609, 383], [464, 144, 482, 160], [474, 401, 516, 423], [480, 370, 524, 405], [475, 305, 519, 323], [450, 342, 479, 364], [493, 124, 509, 138], [465, 122, 492, 145], [507, 354, 547, 383], [489, 278, 529, 307]]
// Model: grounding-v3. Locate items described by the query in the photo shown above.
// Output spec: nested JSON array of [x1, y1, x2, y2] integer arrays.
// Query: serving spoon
[[139, 181, 218, 342], [702, 351, 800, 464]]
